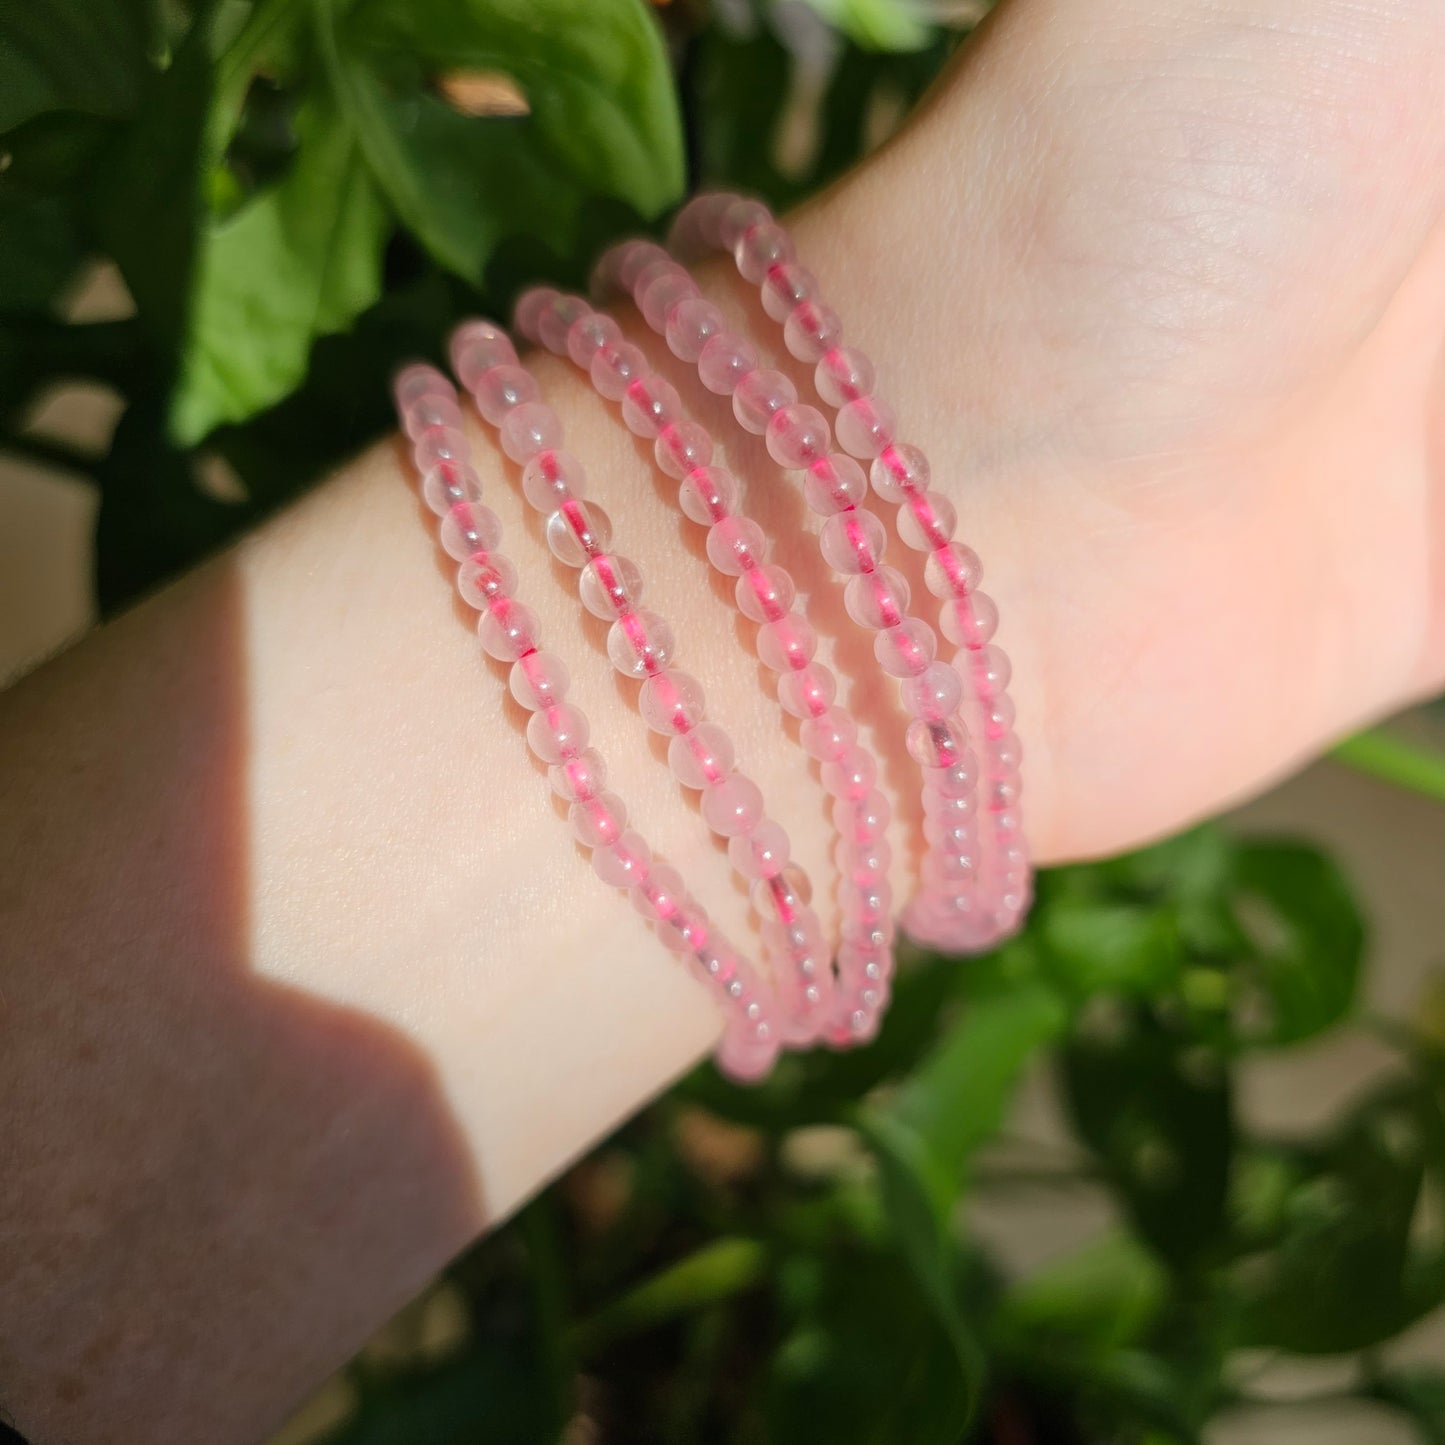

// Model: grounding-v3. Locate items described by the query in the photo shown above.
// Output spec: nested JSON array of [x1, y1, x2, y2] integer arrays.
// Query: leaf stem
[[1332, 727, 1445, 802]]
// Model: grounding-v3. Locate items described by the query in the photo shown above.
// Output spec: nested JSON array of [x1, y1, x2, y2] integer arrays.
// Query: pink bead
[[800, 707, 857, 762], [665, 296, 726, 362], [478, 596, 540, 659], [521, 448, 586, 512], [640, 267, 699, 331], [940, 591, 999, 648], [569, 792, 627, 849], [765, 403, 831, 469], [545, 500, 612, 566], [728, 818, 790, 879], [566, 311, 622, 368], [578, 553, 643, 619], [784, 300, 843, 362], [450, 323, 517, 391], [706, 515, 767, 575], [871, 443, 929, 503], [502, 403, 557, 466], [700, 773, 765, 836], [508, 649, 570, 710], [655, 421, 714, 480], [924, 541, 983, 598], [733, 368, 798, 434], [404, 392, 462, 440], [439, 500, 503, 561], [453, 553, 516, 609], [549, 748, 606, 802], [968, 643, 1012, 695], [984, 692, 1017, 739], [898, 490, 958, 552], [925, 790, 977, 822], [632, 862, 685, 922], [537, 294, 589, 354], [658, 900, 711, 956], [698, 331, 760, 395], [621, 375, 682, 438], [926, 758, 978, 799], [776, 662, 836, 719], [819, 509, 886, 574], [525, 702, 590, 764], [679, 465, 740, 525], [761, 261, 816, 320], [840, 789, 891, 842], [838, 838, 891, 884], [665, 721, 733, 790], [821, 744, 877, 801], [815, 347, 875, 408], [593, 830, 651, 888], [753, 864, 811, 921], [992, 731, 1024, 770], [843, 567, 910, 631], [616, 239, 670, 292], [472, 365, 539, 425], [735, 564, 795, 623], [735, 220, 794, 282], [590, 342, 648, 401], [512, 287, 557, 341], [394, 363, 451, 411], [755, 614, 817, 672], [421, 458, 482, 515], [900, 660, 964, 720], [907, 717, 970, 771], [875, 617, 937, 678], [718, 197, 771, 248], [607, 608, 675, 677], [803, 454, 868, 514], [835, 395, 897, 459], [414, 426, 467, 476], [639, 668, 706, 733]]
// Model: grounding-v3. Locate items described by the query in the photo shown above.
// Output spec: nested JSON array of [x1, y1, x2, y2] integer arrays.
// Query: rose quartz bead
[[754, 863, 811, 921], [717, 1024, 779, 1083], [439, 500, 502, 560], [728, 818, 790, 879], [761, 262, 816, 320], [640, 266, 699, 331], [815, 347, 875, 408], [700, 772, 765, 836], [969, 643, 1012, 694], [607, 608, 675, 677], [843, 566, 910, 631], [735, 220, 794, 283], [537, 294, 588, 354], [676, 465, 739, 525], [993, 731, 1024, 770], [478, 596, 541, 660], [525, 702, 590, 764], [638, 668, 705, 733], [926, 789, 977, 822], [570, 792, 627, 849], [871, 443, 929, 503], [783, 300, 843, 362], [667, 722, 735, 789], [512, 287, 557, 340], [545, 500, 612, 567], [897, 490, 958, 552], [578, 553, 643, 619], [453, 554, 516, 609], [590, 342, 648, 401], [403, 391, 463, 440], [733, 368, 798, 434], [472, 365, 539, 425], [655, 421, 713, 479], [592, 830, 651, 888], [907, 716, 971, 771], [821, 745, 877, 801], [657, 900, 711, 956], [422, 460, 483, 515], [632, 862, 685, 923], [509, 649, 570, 710], [875, 618, 937, 678], [394, 363, 452, 411], [666, 296, 726, 362], [414, 425, 467, 475], [924, 541, 983, 598], [549, 747, 606, 802], [800, 707, 857, 762], [698, 331, 760, 395], [621, 375, 682, 438], [927, 757, 978, 799], [616, 239, 670, 291], [835, 395, 897, 459], [841, 789, 891, 842], [838, 838, 891, 883], [450, 322, 518, 391], [765, 403, 830, 469], [819, 509, 886, 574], [940, 591, 999, 648], [718, 197, 770, 248], [521, 449, 586, 512], [706, 515, 767, 575], [497, 399, 556, 460], [755, 614, 817, 672], [776, 662, 836, 719], [803, 454, 868, 514], [900, 660, 964, 720], [735, 564, 795, 623], [566, 311, 622, 368]]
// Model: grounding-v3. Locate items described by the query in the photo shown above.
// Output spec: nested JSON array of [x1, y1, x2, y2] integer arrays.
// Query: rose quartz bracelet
[[393, 350, 780, 1080], [516, 287, 895, 1045]]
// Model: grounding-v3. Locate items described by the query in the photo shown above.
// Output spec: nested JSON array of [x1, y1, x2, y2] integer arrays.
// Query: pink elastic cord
[[517, 286, 895, 1047], [393, 351, 780, 1081]]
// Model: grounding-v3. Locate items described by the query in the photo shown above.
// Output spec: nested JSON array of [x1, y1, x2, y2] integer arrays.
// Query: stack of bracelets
[[392, 191, 1031, 1083]]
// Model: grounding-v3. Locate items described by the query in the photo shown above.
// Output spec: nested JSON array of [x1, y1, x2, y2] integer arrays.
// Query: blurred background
[[3, 0, 1445, 1441]]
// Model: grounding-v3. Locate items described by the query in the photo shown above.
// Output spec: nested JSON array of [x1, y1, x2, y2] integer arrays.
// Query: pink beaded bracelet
[[393, 351, 780, 1080], [517, 286, 895, 1046]]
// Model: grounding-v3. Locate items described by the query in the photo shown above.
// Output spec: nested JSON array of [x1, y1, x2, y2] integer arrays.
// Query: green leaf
[[801, 0, 934, 52], [1040, 898, 1182, 1002], [318, 0, 684, 286], [1371, 1369, 1445, 1445], [171, 93, 390, 444]]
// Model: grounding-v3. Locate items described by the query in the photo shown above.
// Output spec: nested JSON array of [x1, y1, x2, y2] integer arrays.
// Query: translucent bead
[[509, 649, 570, 710], [667, 721, 735, 789], [821, 744, 877, 801], [454, 553, 515, 609], [578, 553, 643, 619], [735, 564, 795, 624], [666, 296, 726, 362], [719, 197, 771, 248], [733, 368, 797, 434], [835, 395, 897, 459], [761, 261, 816, 320], [570, 792, 627, 849], [753, 863, 811, 922], [838, 838, 891, 885], [403, 391, 462, 440], [525, 702, 589, 764], [925, 789, 977, 822], [521, 449, 586, 513], [500, 401, 562, 463], [698, 331, 759, 395], [900, 660, 963, 721], [907, 717, 970, 770], [990, 774, 1023, 811], [844, 567, 910, 631], [549, 747, 606, 802], [840, 789, 891, 843], [640, 266, 698, 331], [658, 900, 711, 955], [512, 286, 557, 341], [607, 608, 675, 678], [897, 490, 958, 552], [803, 454, 867, 514], [450, 322, 517, 391], [875, 618, 937, 677], [926, 756, 979, 799], [700, 773, 765, 836], [639, 668, 705, 734], [992, 731, 1024, 770], [717, 1020, 779, 1083], [924, 541, 983, 599], [755, 614, 817, 672], [765, 403, 830, 469], [537, 294, 588, 354], [632, 862, 685, 923], [968, 643, 1012, 695], [593, 829, 650, 888], [728, 818, 790, 879], [819, 509, 886, 574], [566, 311, 621, 368], [679, 465, 740, 525], [983, 692, 1017, 739], [473, 364, 539, 425], [394, 363, 451, 411], [706, 515, 767, 575], [478, 596, 540, 659], [616, 239, 670, 291], [815, 346, 875, 407], [439, 501, 503, 561], [545, 501, 612, 567], [784, 299, 843, 362], [735, 220, 794, 283], [422, 461, 483, 515], [800, 706, 857, 762], [940, 591, 999, 648], [414, 425, 467, 476], [776, 662, 836, 719], [655, 421, 713, 480], [871, 443, 929, 503], [590, 342, 648, 401], [621, 375, 682, 439]]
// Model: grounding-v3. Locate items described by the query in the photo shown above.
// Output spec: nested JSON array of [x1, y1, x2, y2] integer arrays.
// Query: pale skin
[[3, 0, 1445, 1439]]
